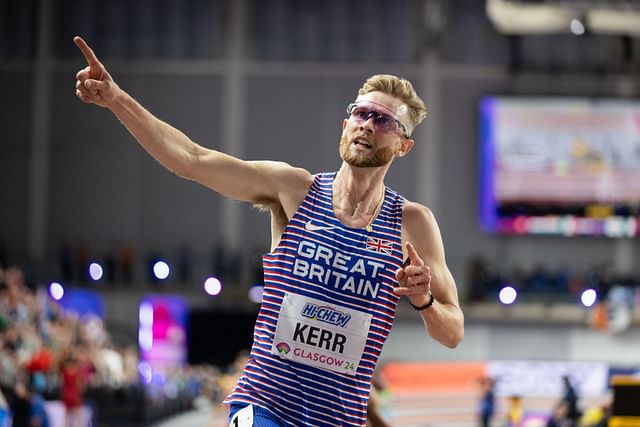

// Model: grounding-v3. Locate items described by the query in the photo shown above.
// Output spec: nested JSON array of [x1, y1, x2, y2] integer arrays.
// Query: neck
[[334, 168, 385, 216], [335, 164, 386, 204]]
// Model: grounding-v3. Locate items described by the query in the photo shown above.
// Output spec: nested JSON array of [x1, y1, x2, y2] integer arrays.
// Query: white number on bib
[[229, 404, 254, 427]]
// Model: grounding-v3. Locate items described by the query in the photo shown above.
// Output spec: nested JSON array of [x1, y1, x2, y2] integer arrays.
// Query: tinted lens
[[349, 106, 368, 120], [349, 106, 395, 132], [372, 114, 392, 130], [353, 108, 370, 121]]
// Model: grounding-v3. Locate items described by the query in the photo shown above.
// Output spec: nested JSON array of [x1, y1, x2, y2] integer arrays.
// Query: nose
[[360, 115, 376, 134]]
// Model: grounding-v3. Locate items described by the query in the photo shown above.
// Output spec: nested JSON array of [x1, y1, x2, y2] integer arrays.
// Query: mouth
[[352, 137, 373, 149]]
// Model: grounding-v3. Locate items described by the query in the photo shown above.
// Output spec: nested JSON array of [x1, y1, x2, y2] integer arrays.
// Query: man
[[478, 376, 495, 427], [561, 375, 580, 426], [73, 36, 464, 426]]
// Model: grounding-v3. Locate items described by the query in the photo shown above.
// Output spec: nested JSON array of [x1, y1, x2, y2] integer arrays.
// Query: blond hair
[[358, 74, 427, 134]]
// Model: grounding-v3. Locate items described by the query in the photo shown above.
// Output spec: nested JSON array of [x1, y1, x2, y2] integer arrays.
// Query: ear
[[395, 138, 415, 157], [342, 118, 348, 130]]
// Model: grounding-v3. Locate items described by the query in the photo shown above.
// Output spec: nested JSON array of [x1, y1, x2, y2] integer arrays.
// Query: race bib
[[229, 404, 253, 427], [271, 293, 372, 375]]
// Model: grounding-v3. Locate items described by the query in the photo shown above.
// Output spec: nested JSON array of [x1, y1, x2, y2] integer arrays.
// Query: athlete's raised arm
[[73, 36, 311, 206]]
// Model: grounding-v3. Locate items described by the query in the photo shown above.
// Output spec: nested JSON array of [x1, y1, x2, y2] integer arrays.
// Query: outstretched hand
[[74, 36, 118, 107], [394, 242, 432, 306]]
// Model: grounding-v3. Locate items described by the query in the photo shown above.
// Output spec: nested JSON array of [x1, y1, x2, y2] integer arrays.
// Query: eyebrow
[[354, 100, 401, 118]]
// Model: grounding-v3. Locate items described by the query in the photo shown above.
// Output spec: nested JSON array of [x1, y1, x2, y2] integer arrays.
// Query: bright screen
[[479, 96, 640, 237]]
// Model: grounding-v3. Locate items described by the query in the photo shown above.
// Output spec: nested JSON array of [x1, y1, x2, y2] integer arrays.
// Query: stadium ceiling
[[486, 0, 640, 36]]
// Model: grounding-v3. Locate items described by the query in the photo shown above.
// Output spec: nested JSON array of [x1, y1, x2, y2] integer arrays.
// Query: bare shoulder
[[260, 161, 315, 187], [402, 199, 438, 232], [401, 199, 446, 261], [253, 161, 314, 216], [248, 160, 313, 195]]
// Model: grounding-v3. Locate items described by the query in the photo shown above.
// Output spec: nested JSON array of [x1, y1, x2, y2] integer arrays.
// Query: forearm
[[404, 257, 464, 348], [109, 89, 202, 179], [419, 299, 464, 348]]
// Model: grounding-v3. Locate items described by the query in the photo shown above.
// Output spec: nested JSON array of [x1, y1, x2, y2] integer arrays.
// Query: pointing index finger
[[74, 36, 100, 66], [406, 242, 425, 267]]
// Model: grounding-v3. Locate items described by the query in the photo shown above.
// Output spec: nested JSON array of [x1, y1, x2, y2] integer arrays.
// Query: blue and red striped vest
[[224, 172, 404, 426]]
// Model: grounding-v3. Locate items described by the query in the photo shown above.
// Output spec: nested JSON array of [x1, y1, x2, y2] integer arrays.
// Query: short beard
[[339, 134, 395, 168]]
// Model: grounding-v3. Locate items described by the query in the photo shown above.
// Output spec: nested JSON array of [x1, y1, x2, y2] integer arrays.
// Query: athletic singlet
[[224, 172, 404, 426]]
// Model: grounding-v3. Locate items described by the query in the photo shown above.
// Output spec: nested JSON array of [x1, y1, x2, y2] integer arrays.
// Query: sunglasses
[[346, 101, 409, 138]]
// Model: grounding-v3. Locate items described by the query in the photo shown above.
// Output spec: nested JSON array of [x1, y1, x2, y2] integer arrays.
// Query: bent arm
[[401, 202, 464, 348]]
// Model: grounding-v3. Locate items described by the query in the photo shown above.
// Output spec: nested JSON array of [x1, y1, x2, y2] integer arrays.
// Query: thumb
[[84, 79, 107, 91]]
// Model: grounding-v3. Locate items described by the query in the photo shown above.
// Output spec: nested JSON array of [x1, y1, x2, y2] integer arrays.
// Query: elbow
[[171, 152, 198, 179], [444, 329, 464, 349], [172, 143, 204, 180], [447, 311, 465, 348], [438, 318, 464, 349]]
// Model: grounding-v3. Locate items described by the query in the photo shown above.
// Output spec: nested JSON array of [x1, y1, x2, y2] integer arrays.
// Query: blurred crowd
[[479, 375, 612, 427], [0, 260, 279, 427], [0, 264, 140, 426], [0, 264, 232, 427], [467, 256, 639, 302]]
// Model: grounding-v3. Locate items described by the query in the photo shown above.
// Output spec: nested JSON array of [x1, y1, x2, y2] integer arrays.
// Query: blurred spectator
[[95, 343, 124, 387], [562, 375, 580, 426], [579, 400, 611, 427], [547, 400, 571, 427], [29, 373, 50, 427], [59, 352, 88, 427], [8, 378, 31, 427], [477, 376, 495, 427], [25, 346, 53, 376], [506, 395, 523, 427]]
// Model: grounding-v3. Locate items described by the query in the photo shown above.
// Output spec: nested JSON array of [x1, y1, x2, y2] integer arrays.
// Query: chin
[[341, 149, 394, 168], [345, 158, 382, 168], [339, 135, 394, 168]]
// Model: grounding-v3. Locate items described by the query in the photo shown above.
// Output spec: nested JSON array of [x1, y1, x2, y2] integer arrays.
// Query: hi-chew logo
[[301, 303, 351, 327]]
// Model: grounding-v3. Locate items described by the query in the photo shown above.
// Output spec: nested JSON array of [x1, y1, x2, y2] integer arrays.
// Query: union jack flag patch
[[366, 237, 394, 255]]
